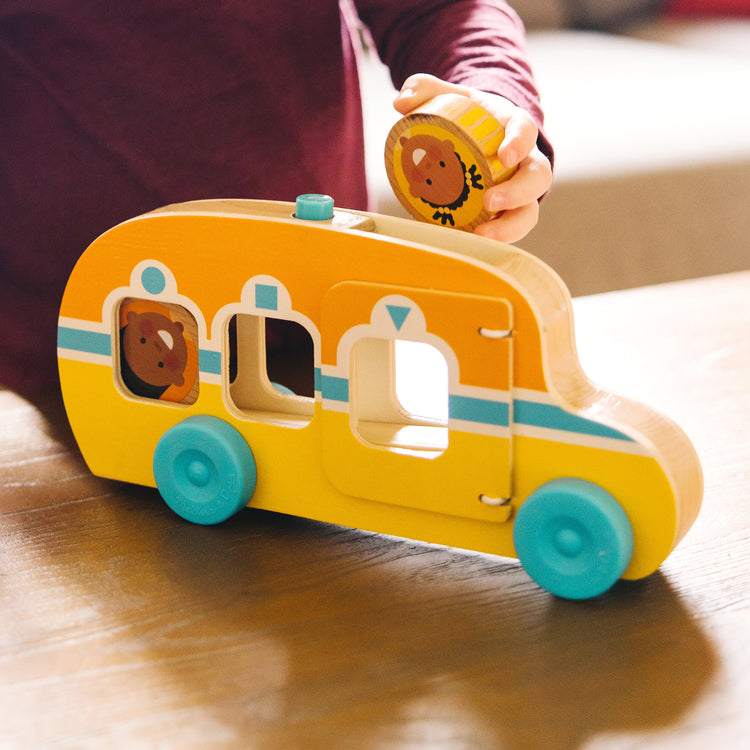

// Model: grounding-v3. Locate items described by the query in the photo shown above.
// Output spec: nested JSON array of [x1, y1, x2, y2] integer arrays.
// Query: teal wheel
[[513, 478, 634, 600], [153, 415, 256, 525]]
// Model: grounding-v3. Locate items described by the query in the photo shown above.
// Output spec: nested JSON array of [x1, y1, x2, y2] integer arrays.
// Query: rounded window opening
[[351, 338, 449, 456], [117, 298, 199, 405], [395, 340, 449, 424], [226, 313, 315, 426]]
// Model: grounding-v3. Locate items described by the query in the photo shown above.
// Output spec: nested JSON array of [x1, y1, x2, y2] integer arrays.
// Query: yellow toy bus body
[[57, 196, 703, 599]]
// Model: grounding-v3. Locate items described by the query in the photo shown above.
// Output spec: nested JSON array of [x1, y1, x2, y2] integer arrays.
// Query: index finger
[[495, 109, 539, 170]]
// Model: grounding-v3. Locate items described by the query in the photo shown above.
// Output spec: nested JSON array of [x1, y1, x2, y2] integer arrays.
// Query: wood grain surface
[[1, 271, 748, 749]]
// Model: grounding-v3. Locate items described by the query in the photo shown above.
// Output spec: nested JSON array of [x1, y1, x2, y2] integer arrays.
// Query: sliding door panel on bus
[[320, 281, 513, 523]]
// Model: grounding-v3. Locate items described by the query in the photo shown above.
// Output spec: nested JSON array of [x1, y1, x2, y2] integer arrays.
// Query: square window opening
[[226, 314, 315, 425], [117, 298, 199, 405], [351, 338, 449, 456]]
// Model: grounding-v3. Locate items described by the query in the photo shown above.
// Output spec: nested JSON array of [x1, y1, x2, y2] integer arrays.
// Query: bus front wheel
[[513, 478, 634, 600], [153, 415, 256, 525]]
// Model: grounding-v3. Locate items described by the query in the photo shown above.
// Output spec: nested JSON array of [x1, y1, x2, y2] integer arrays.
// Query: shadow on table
[[4, 502, 717, 748], [2, 388, 717, 749]]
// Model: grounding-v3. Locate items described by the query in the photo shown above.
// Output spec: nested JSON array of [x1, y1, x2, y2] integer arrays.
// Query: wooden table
[[1, 270, 748, 749]]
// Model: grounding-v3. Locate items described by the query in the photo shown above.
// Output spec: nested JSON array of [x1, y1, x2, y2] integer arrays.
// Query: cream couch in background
[[360, 8, 750, 295]]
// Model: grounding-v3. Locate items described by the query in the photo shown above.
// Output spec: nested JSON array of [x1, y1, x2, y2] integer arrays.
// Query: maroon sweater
[[0, 0, 549, 393]]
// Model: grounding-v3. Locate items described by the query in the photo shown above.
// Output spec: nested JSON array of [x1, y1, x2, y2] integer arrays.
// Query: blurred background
[[361, 0, 750, 295]]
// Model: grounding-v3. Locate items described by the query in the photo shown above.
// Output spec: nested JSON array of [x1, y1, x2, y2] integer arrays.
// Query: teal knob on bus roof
[[295, 194, 335, 221]]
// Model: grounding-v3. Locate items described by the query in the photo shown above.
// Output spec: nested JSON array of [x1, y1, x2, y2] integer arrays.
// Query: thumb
[[393, 73, 469, 114]]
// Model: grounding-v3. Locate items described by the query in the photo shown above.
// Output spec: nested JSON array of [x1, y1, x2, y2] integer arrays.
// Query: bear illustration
[[120, 310, 189, 399], [399, 133, 483, 226], [399, 133, 468, 207]]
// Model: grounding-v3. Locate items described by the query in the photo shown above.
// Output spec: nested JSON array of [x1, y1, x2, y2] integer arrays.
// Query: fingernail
[[488, 192, 506, 212], [501, 148, 518, 168], [398, 87, 416, 100], [475, 223, 501, 242]]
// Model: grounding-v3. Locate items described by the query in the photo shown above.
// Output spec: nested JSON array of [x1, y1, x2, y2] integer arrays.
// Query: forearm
[[354, 0, 551, 160]]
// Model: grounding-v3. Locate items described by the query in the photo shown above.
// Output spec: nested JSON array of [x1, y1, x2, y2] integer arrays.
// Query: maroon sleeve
[[0, 1, 549, 395], [354, 0, 552, 161], [0, 2, 369, 393]]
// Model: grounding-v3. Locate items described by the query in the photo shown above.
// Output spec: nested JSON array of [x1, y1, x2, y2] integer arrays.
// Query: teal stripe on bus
[[321, 375, 349, 402], [57, 327, 111, 357], [514, 399, 633, 442], [57, 326, 633, 444], [199, 349, 221, 375], [449, 394, 510, 427]]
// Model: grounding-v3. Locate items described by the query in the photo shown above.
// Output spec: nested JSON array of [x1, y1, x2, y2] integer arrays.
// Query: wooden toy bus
[[57, 194, 703, 599]]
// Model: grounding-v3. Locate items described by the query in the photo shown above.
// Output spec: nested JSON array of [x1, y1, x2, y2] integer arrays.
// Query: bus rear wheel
[[153, 415, 256, 525], [513, 478, 634, 600]]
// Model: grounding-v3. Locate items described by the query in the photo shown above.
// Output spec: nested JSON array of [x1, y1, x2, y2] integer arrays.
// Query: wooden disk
[[385, 94, 517, 232]]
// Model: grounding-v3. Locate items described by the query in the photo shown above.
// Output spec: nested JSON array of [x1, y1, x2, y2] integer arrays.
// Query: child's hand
[[394, 74, 552, 243]]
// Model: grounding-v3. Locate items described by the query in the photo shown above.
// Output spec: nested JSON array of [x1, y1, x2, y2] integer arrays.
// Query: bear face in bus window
[[400, 134, 467, 208], [120, 310, 188, 399]]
